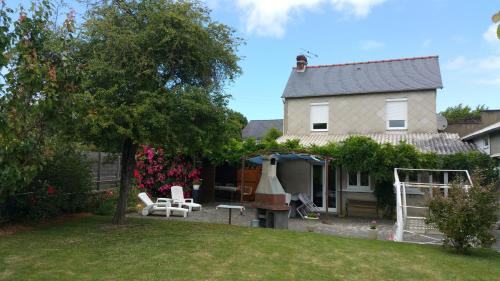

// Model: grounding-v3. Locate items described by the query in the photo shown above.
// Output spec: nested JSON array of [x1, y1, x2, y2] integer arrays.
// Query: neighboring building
[[462, 121, 500, 158], [445, 110, 500, 137], [274, 55, 476, 217], [242, 119, 283, 141]]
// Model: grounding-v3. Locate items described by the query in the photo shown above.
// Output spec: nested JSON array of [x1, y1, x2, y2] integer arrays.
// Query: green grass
[[0, 216, 499, 281]]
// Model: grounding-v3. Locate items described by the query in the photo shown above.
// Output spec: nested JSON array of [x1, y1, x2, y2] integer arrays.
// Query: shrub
[[134, 145, 202, 198], [427, 174, 498, 254], [0, 149, 93, 223], [92, 189, 118, 216]]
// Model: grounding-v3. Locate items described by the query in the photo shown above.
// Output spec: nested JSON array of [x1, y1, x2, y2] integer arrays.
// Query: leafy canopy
[[77, 0, 242, 154], [440, 104, 487, 123]]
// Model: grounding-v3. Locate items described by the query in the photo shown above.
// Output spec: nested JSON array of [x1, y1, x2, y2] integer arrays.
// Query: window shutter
[[386, 100, 407, 128], [310, 104, 328, 130]]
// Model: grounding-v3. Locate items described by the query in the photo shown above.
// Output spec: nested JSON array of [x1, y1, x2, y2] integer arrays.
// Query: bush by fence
[[0, 149, 94, 223]]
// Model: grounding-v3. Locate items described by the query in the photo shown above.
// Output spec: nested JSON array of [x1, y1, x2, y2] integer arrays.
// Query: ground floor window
[[347, 171, 371, 192]]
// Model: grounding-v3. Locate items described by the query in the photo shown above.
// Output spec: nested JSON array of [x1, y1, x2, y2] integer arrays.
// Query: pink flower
[[47, 185, 56, 194]]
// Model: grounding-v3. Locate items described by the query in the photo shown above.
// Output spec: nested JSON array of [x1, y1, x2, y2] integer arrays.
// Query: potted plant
[[192, 178, 201, 190], [305, 212, 320, 220], [367, 220, 378, 240]]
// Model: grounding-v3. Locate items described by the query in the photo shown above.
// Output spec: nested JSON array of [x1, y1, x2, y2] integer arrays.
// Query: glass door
[[311, 165, 324, 208], [327, 164, 336, 211]]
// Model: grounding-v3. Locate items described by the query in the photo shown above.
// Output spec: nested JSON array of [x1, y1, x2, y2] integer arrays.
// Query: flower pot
[[193, 184, 200, 190], [367, 228, 378, 240]]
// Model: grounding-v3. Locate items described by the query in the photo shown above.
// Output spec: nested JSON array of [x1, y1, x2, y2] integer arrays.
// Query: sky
[[9, 0, 500, 121]]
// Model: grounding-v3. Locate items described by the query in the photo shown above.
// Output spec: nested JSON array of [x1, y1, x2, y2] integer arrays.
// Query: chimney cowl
[[296, 54, 308, 72]]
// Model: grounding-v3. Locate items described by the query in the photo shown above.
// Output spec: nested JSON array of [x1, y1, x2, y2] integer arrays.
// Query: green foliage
[[493, 11, 500, 39], [0, 148, 93, 223], [440, 104, 488, 123], [77, 0, 242, 152], [337, 136, 379, 172], [92, 190, 118, 216], [441, 152, 499, 185], [428, 174, 498, 254], [262, 127, 283, 142], [0, 0, 78, 199], [75, 0, 242, 223]]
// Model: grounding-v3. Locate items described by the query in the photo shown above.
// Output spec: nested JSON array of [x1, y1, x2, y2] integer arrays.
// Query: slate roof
[[242, 119, 283, 140], [277, 133, 476, 155], [462, 121, 500, 141], [282, 56, 443, 98]]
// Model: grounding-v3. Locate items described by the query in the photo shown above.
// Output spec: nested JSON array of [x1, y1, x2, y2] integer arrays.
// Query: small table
[[216, 204, 245, 225]]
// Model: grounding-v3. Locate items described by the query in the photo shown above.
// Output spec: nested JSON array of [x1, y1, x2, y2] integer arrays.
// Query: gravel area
[[129, 202, 395, 241]]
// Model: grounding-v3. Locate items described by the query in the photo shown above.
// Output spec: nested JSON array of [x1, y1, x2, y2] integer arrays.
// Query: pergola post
[[324, 157, 329, 220], [240, 157, 245, 202]]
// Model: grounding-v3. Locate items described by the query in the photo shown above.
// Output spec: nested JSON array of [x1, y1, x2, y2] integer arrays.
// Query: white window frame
[[310, 102, 329, 132], [483, 136, 490, 149], [386, 98, 408, 130], [346, 171, 371, 192]]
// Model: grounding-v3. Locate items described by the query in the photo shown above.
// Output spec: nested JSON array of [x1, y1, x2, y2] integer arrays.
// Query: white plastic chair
[[296, 193, 321, 219], [171, 186, 202, 212], [138, 192, 188, 217]]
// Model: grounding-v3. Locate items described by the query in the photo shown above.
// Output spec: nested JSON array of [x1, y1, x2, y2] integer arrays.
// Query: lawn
[[0, 216, 499, 281]]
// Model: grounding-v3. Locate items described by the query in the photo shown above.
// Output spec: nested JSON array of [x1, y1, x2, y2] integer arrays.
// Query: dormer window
[[310, 103, 328, 131], [386, 98, 407, 130]]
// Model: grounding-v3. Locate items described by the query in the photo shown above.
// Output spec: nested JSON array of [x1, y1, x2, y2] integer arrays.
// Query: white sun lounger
[[138, 192, 188, 217], [171, 186, 202, 212]]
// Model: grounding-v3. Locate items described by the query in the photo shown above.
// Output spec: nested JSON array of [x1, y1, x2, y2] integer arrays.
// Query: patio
[[129, 202, 395, 240]]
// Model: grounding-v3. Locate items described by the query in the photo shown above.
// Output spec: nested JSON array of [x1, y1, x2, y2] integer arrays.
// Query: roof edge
[[292, 55, 439, 70], [281, 87, 441, 99]]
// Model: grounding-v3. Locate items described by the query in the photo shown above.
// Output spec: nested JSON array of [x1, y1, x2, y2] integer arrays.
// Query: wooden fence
[[84, 152, 121, 190]]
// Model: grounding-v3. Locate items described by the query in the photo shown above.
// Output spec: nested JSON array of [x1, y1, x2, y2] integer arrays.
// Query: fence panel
[[84, 152, 121, 190]]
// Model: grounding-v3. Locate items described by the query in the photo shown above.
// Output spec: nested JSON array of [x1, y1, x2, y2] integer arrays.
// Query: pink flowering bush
[[134, 145, 202, 198]]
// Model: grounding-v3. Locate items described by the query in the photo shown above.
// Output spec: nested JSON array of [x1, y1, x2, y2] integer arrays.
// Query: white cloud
[[330, 0, 386, 17], [483, 24, 498, 43], [477, 56, 500, 70], [236, 0, 322, 38], [446, 56, 500, 71], [477, 75, 500, 85], [445, 56, 467, 70], [360, 39, 384, 50], [233, 0, 386, 38], [483, 23, 500, 53], [421, 39, 432, 48], [446, 55, 500, 86]]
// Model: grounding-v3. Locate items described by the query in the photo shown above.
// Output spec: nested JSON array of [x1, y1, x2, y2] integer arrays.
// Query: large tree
[[77, 0, 241, 224]]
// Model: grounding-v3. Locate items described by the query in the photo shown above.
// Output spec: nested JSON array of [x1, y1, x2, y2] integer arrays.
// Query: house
[[273, 55, 476, 216], [462, 121, 500, 159], [445, 110, 500, 137], [242, 119, 283, 141]]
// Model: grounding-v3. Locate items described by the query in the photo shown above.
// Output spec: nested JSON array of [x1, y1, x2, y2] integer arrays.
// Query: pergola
[[239, 150, 337, 217]]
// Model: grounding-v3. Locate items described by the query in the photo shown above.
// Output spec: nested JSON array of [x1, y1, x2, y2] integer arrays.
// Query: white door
[[311, 164, 336, 213]]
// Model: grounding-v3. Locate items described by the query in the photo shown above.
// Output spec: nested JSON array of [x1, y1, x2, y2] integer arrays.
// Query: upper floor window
[[310, 103, 328, 131], [386, 98, 407, 130]]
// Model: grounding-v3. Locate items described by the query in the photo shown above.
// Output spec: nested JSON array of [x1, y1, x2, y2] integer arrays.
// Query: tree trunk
[[112, 138, 138, 224]]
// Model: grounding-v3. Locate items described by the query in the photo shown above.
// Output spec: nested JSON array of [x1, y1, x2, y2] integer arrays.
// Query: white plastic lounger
[[171, 186, 202, 212], [138, 192, 188, 217]]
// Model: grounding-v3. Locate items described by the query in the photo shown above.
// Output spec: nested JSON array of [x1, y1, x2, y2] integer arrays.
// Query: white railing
[[394, 169, 404, 241], [393, 168, 473, 243]]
